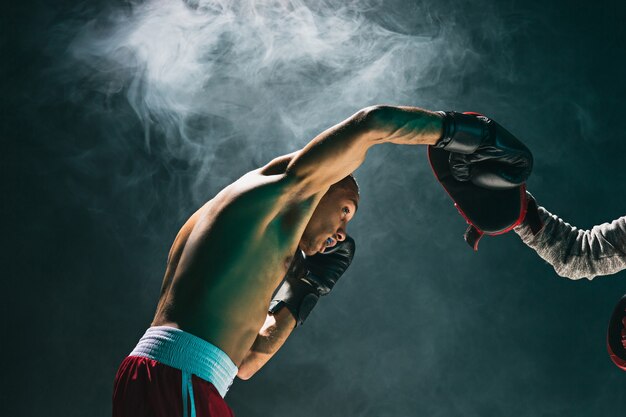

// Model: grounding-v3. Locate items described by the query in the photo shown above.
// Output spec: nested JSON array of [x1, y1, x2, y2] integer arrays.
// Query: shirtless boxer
[[112, 107, 532, 417]]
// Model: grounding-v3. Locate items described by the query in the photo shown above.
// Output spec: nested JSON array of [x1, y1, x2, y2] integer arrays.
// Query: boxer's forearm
[[515, 206, 626, 279], [367, 105, 443, 146], [237, 308, 296, 380]]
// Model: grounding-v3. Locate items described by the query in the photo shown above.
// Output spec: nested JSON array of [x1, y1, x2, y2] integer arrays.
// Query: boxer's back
[[152, 168, 319, 365]]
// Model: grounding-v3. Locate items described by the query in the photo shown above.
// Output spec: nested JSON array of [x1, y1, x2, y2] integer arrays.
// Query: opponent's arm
[[237, 237, 356, 380], [515, 195, 626, 279]]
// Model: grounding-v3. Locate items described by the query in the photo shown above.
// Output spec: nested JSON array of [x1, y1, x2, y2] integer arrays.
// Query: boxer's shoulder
[[185, 168, 318, 255], [216, 168, 316, 221]]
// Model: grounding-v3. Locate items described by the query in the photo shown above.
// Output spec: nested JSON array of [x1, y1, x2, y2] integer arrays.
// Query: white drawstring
[[181, 371, 196, 417]]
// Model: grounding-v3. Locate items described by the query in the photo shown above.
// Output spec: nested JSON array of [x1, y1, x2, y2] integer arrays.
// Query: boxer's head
[[299, 175, 359, 256]]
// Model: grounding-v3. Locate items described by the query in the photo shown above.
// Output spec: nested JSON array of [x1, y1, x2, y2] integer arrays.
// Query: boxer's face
[[299, 186, 358, 256]]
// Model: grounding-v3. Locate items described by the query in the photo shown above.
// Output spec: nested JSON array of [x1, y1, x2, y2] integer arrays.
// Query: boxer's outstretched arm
[[237, 309, 295, 380], [285, 106, 443, 196]]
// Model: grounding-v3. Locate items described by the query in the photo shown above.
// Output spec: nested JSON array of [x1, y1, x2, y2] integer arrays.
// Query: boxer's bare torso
[[151, 165, 324, 365], [150, 106, 443, 367]]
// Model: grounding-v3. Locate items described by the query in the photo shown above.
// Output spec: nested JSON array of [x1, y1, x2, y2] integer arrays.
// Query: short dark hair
[[329, 174, 360, 210]]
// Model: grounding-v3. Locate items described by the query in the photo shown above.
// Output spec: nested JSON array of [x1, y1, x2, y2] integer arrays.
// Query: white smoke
[[66, 0, 483, 201], [46, 0, 520, 282]]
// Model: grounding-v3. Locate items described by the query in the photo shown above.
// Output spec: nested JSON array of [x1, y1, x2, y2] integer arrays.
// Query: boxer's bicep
[[237, 309, 296, 380], [284, 107, 379, 197], [284, 106, 442, 197]]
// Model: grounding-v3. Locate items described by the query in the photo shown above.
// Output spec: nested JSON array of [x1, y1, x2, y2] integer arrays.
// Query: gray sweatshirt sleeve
[[514, 207, 626, 280]]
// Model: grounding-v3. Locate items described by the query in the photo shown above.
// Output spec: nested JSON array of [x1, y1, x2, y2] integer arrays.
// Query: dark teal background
[[4, 0, 626, 416]]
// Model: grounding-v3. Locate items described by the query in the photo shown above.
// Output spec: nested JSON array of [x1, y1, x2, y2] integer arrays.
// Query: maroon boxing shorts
[[113, 327, 238, 417]]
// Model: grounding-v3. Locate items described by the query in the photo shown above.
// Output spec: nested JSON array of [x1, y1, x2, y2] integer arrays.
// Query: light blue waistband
[[129, 326, 238, 398]]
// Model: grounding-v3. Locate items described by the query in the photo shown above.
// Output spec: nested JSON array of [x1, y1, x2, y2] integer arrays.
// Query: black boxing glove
[[269, 236, 356, 326], [435, 111, 533, 190]]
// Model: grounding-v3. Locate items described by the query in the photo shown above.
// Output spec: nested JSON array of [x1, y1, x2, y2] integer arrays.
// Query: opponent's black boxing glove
[[607, 294, 626, 371], [269, 236, 356, 326], [435, 111, 533, 190]]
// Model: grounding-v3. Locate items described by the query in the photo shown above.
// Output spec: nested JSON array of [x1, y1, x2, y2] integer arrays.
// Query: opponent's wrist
[[434, 111, 487, 154], [522, 192, 545, 235]]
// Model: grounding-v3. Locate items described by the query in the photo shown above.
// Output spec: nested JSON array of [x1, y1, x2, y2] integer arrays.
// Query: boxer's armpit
[[259, 151, 299, 176]]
